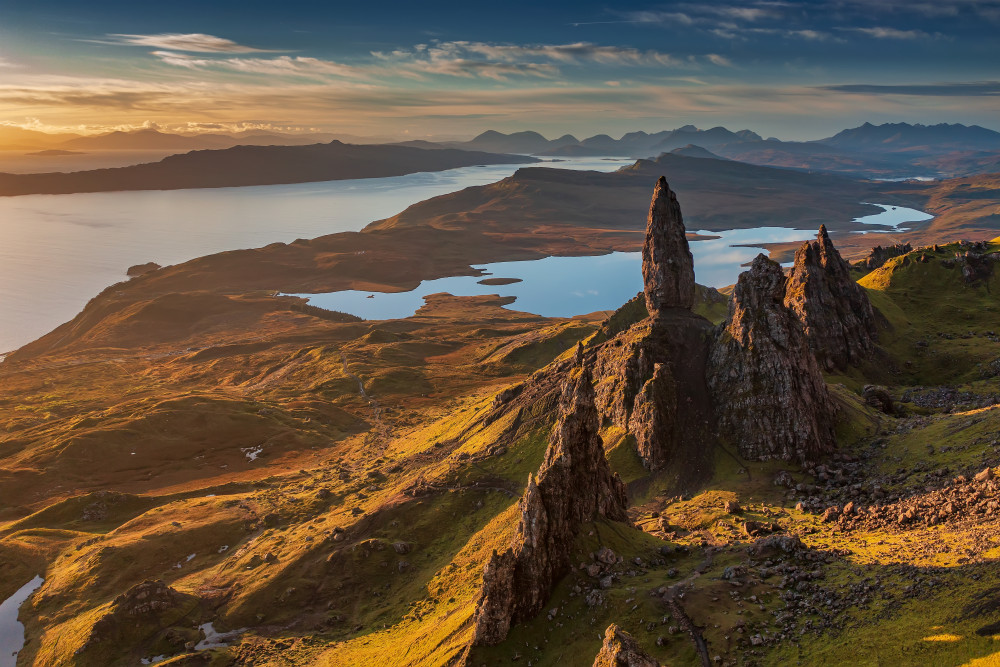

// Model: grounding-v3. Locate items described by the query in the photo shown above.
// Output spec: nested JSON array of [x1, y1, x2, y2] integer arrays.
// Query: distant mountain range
[[390, 122, 1000, 179], [2, 121, 999, 179], [820, 122, 1000, 153]]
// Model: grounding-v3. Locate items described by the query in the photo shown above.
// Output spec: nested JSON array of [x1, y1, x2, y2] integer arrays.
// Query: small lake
[[291, 204, 933, 321], [853, 203, 933, 232], [0, 575, 43, 667], [0, 156, 632, 352]]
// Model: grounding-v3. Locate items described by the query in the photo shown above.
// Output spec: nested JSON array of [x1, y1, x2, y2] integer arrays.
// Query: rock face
[[710, 254, 836, 462], [592, 624, 661, 667], [470, 363, 629, 646], [856, 243, 912, 271], [642, 176, 695, 315], [628, 363, 677, 470], [784, 225, 878, 371]]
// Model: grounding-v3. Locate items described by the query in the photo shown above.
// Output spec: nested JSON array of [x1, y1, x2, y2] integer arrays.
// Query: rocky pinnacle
[[642, 176, 695, 315], [709, 254, 837, 462], [784, 225, 878, 371], [468, 364, 629, 647]]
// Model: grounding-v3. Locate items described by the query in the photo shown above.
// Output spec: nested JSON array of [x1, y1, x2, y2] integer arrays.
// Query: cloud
[[151, 52, 368, 79], [706, 53, 734, 66], [372, 41, 715, 80], [105, 33, 271, 53], [847, 27, 930, 39], [451, 41, 681, 66], [820, 81, 1000, 96]]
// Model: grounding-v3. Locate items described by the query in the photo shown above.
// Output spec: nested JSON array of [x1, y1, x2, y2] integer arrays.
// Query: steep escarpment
[[709, 254, 837, 461], [784, 225, 879, 371], [468, 363, 629, 646]]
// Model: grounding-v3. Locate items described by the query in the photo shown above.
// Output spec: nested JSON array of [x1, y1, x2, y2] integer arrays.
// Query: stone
[[862, 385, 894, 414], [642, 176, 695, 315], [975, 468, 994, 483], [469, 364, 629, 647], [773, 470, 795, 488], [724, 500, 741, 514], [741, 520, 773, 538], [592, 624, 661, 667], [709, 254, 837, 462], [784, 226, 879, 371]]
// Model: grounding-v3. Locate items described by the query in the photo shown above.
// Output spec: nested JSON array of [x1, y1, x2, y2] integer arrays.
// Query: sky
[[0, 0, 998, 141]]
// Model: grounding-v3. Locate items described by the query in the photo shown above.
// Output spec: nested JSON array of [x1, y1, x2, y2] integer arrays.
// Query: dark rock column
[[642, 176, 695, 315], [710, 254, 836, 462]]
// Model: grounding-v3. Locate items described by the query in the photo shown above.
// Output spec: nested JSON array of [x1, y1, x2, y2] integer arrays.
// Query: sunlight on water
[[292, 203, 931, 321], [292, 227, 816, 320]]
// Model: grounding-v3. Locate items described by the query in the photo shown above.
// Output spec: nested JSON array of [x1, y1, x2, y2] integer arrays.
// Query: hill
[[0, 142, 537, 196]]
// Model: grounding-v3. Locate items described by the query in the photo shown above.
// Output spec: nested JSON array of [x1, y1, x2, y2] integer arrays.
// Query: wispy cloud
[[105, 33, 273, 53], [706, 53, 734, 66], [846, 27, 931, 39], [820, 81, 1000, 96], [372, 41, 725, 80], [151, 52, 368, 79]]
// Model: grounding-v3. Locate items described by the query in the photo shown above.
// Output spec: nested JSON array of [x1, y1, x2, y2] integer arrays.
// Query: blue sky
[[1, 0, 998, 140]]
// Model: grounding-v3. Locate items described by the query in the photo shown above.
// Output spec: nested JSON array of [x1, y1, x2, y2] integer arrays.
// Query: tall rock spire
[[784, 225, 878, 371], [642, 176, 695, 315], [468, 364, 629, 647]]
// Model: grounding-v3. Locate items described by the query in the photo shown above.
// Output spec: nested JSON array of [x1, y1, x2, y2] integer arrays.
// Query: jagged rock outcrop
[[76, 580, 194, 658], [642, 176, 695, 315], [957, 250, 999, 284], [469, 364, 629, 646], [784, 225, 878, 371], [856, 243, 912, 271], [592, 624, 661, 667], [710, 254, 836, 462]]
